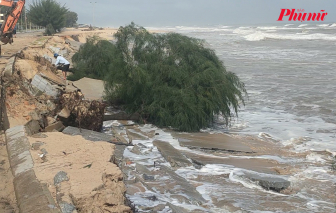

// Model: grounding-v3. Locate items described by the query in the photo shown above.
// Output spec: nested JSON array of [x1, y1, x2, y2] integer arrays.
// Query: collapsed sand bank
[[1, 28, 134, 212], [28, 132, 131, 212]]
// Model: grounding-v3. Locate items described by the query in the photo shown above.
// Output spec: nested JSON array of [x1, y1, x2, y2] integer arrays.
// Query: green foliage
[[65, 11, 78, 27], [69, 36, 121, 81], [72, 23, 246, 131], [27, 0, 68, 34], [104, 23, 246, 131], [45, 23, 55, 35]]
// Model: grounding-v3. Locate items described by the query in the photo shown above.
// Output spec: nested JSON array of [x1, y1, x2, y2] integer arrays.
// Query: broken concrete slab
[[185, 152, 279, 174], [14, 170, 61, 213], [3, 56, 15, 77], [72, 77, 104, 101], [126, 129, 148, 140], [31, 74, 60, 98], [174, 132, 254, 153], [39, 70, 66, 86], [65, 39, 82, 51], [25, 120, 41, 136], [160, 165, 206, 204], [58, 108, 70, 119], [135, 163, 152, 175], [45, 121, 65, 132], [153, 140, 192, 168], [167, 203, 190, 213], [62, 126, 115, 143], [5, 126, 61, 213], [234, 170, 290, 192]]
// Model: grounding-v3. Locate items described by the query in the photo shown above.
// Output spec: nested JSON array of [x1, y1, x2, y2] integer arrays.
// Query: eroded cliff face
[[1, 29, 132, 213]]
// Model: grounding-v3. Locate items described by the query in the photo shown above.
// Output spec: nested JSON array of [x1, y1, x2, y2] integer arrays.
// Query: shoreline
[[0, 27, 335, 212]]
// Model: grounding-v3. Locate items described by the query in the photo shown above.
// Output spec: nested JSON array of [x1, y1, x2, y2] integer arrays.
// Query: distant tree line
[[27, 0, 78, 35], [70, 23, 247, 132]]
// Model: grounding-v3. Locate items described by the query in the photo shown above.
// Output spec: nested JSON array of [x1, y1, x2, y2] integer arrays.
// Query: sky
[[29, 0, 336, 27]]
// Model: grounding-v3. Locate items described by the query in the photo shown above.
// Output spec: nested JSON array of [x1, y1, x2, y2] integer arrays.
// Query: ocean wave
[[284, 24, 294, 27], [174, 26, 232, 32], [317, 24, 329, 27], [298, 24, 309, 27], [244, 31, 336, 41], [330, 23, 336, 27]]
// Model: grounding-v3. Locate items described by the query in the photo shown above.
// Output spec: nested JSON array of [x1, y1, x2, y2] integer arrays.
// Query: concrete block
[[31, 74, 59, 98], [153, 140, 192, 168], [3, 56, 15, 77], [62, 126, 113, 142], [45, 121, 65, 132]]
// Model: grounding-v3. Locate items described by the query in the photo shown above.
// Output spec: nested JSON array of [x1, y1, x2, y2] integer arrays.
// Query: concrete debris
[[31, 142, 45, 150], [58, 108, 70, 119], [153, 140, 192, 168], [25, 120, 41, 136], [54, 171, 69, 186], [31, 74, 60, 98], [62, 126, 114, 143], [236, 170, 291, 192], [59, 91, 105, 131], [45, 121, 65, 132], [72, 77, 104, 101], [59, 202, 76, 213]]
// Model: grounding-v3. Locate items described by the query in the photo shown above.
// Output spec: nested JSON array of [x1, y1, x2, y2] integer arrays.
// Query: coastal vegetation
[[28, 0, 77, 35], [71, 23, 246, 131]]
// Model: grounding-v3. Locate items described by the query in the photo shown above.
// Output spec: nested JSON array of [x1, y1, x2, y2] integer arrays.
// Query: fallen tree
[[72, 23, 247, 132]]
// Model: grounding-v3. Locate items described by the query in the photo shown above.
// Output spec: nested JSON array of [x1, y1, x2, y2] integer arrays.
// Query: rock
[[28, 111, 41, 120], [46, 100, 56, 111], [135, 163, 151, 175], [31, 142, 44, 150], [152, 204, 166, 212], [47, 117, 57, 126], [153, 140, 192, 168], [54, 171, 69, 186], [131, 144, 142, 155], [167, 202, 190, 213], [160, 166, 206, 204], [31, 133, 48, 138], [191, 158, 204, 169], [25, 120, 41, 136], [45, 121, 65, 132], [62, 126, 114, 142], [143, 174, 155, 181], [145, 195, 157, 201], [59, 202, 76, 213], [41, 148, 48, 155], [31, 74, 60, 98], [58, 108, 70, 119], [235, 170, 290, 192]]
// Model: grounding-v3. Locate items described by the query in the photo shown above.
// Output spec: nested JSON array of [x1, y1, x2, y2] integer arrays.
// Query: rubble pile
[[58, 91, 105, 131], [4, 34, 106, 133]]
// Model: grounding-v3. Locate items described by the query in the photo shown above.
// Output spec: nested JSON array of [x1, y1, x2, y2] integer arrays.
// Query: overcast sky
[[31, 0, 336, 27]]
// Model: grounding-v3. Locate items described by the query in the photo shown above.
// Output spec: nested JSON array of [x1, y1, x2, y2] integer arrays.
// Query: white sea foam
[[284, 24, 294, 27], [298, 24, 308, 27], [244, 31, 336, 41]]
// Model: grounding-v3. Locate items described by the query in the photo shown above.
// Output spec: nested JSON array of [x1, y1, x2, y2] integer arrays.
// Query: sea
[[148, 23, 336, 153], [104, 23, 336, 212]]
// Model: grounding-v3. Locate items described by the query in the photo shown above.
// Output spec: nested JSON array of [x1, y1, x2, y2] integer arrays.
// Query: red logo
[[277, 9, 328, 22]]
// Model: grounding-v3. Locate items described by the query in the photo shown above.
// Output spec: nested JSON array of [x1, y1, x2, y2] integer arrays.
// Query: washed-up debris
[[59, 91, 105, 131]]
